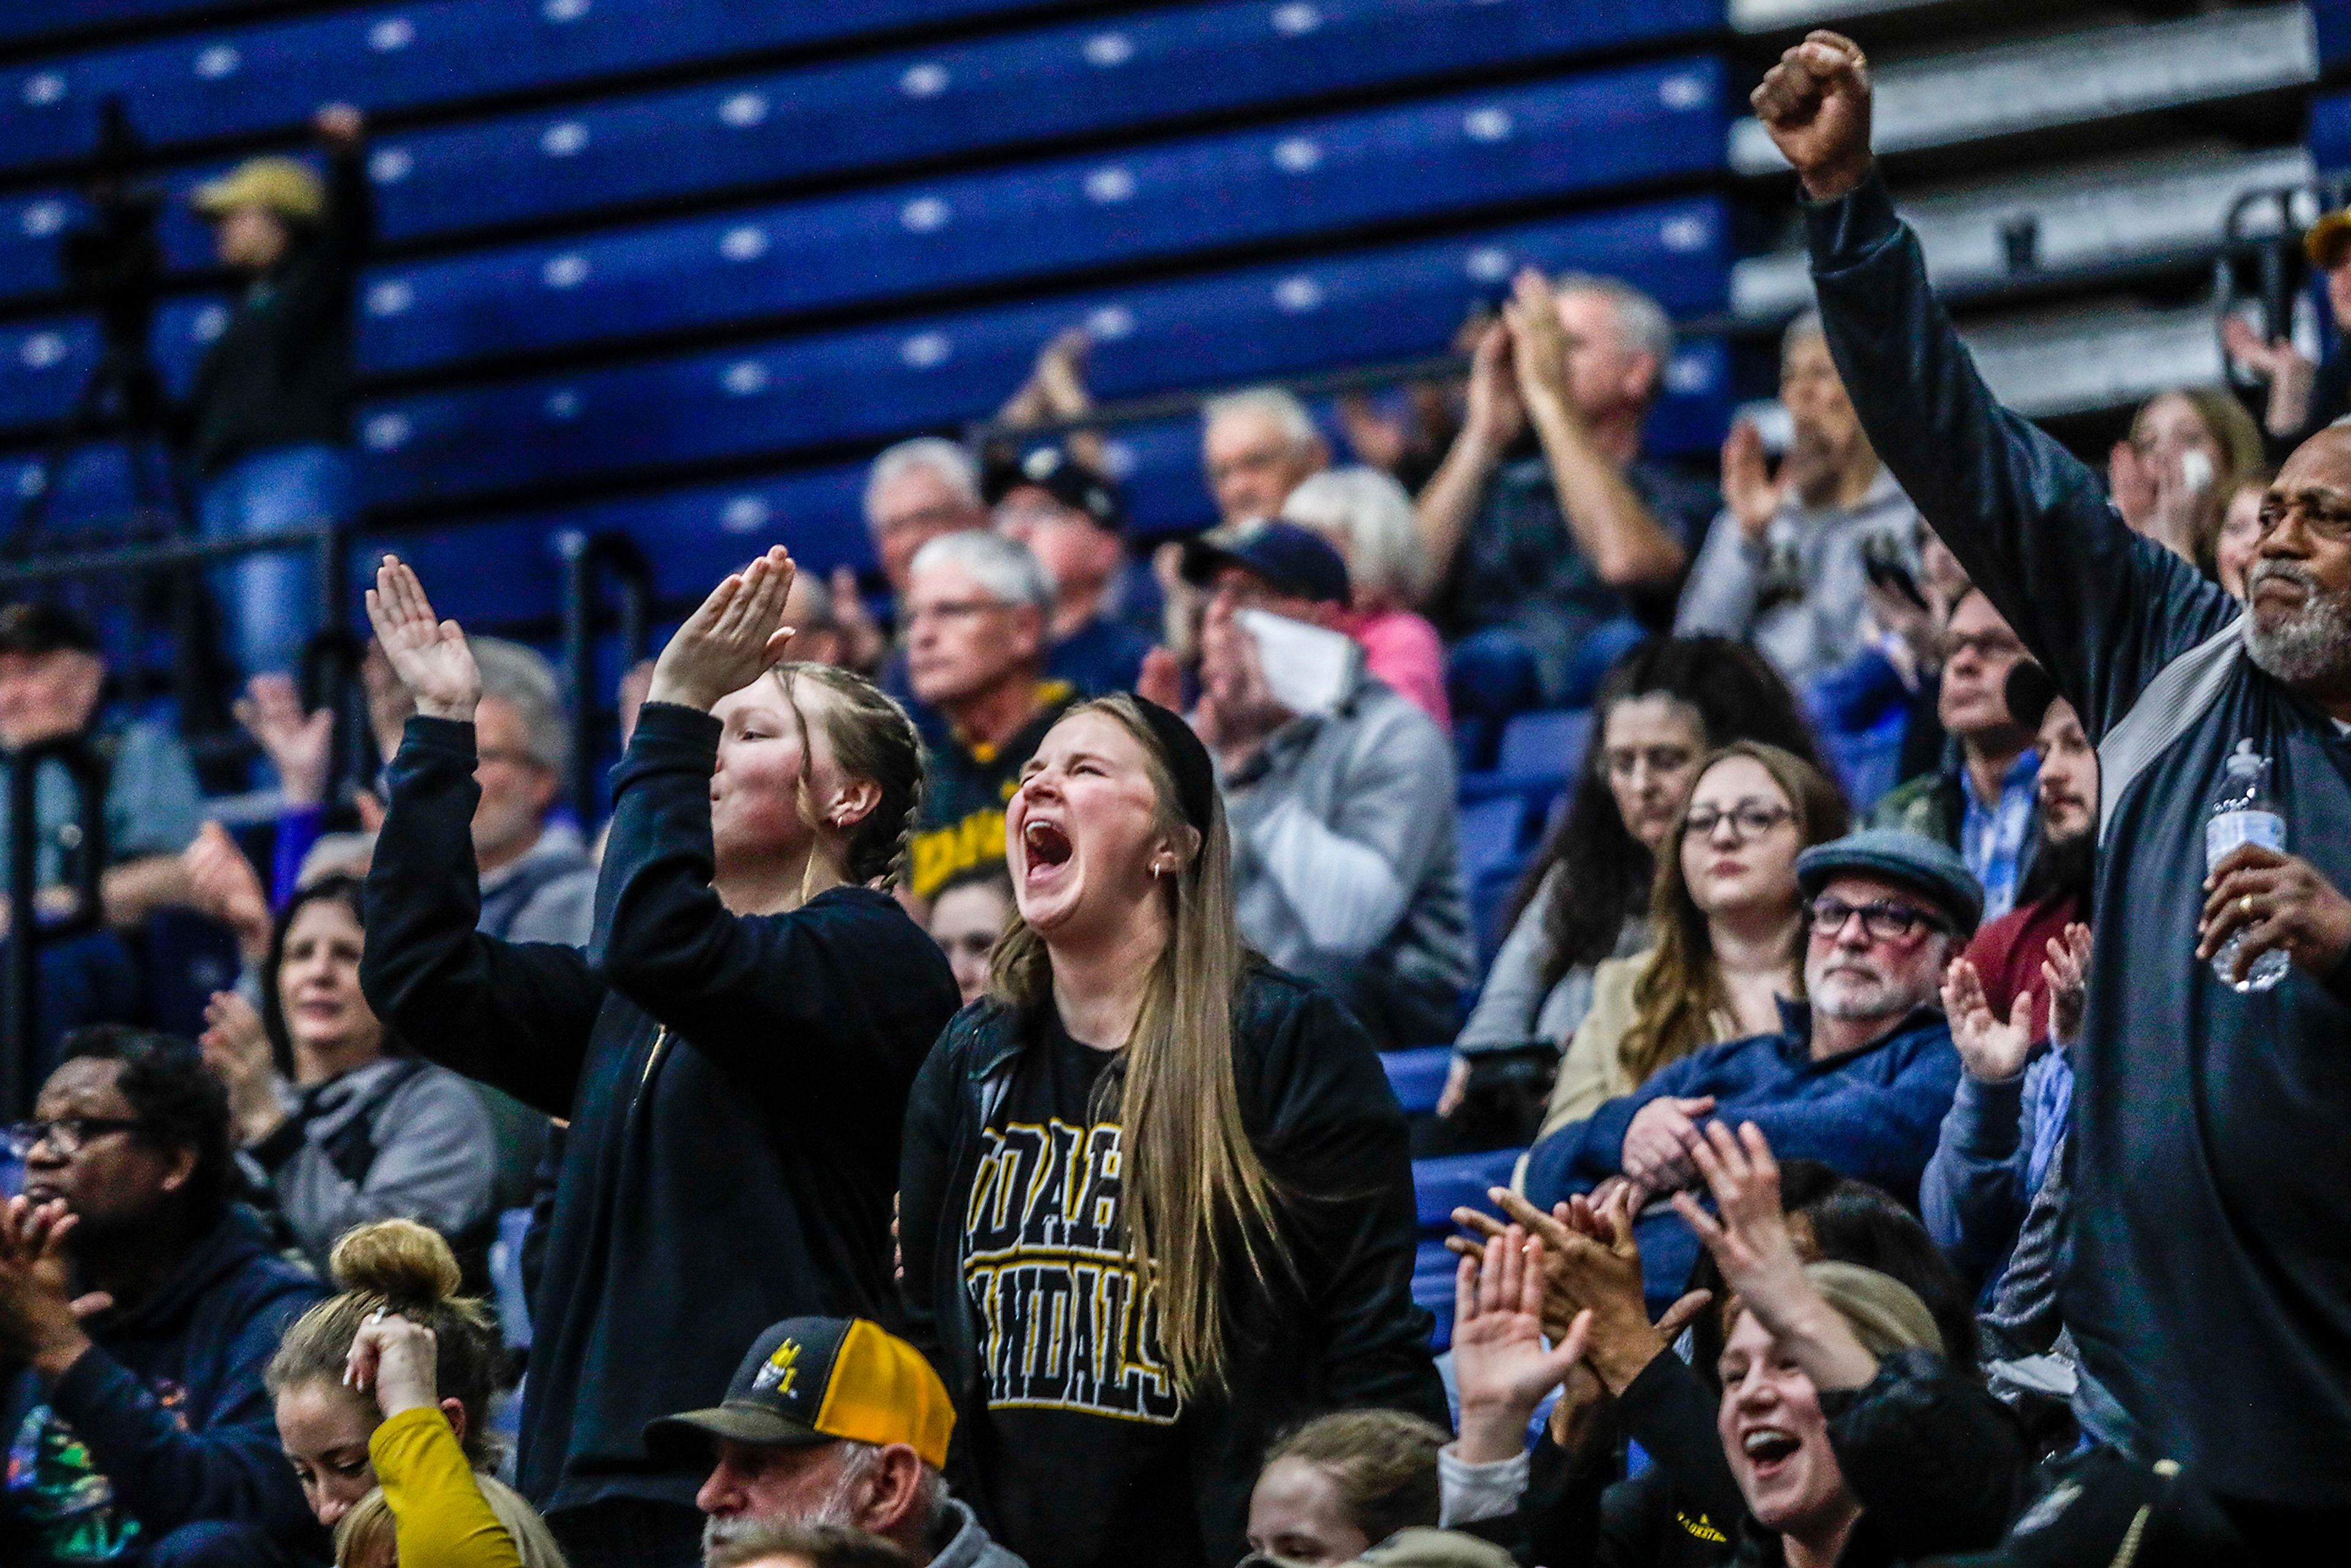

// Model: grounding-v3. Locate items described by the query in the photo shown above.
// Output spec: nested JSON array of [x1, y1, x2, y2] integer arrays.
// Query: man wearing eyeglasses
[[1867, 586, 2041, 921], [1523, 828, 1972, 1311], [0, 1027, 325, 1566]]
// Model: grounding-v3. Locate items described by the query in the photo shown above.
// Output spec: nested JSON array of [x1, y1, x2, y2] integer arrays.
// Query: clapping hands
[[1449, 1228, 1591, 1463], [0, 1196, 107, 1379], [364, 557, 480, 722], [647, 547, 800, 713]]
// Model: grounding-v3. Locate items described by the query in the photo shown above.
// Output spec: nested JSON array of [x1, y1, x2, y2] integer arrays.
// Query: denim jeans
[[197, 444, 352, 677]]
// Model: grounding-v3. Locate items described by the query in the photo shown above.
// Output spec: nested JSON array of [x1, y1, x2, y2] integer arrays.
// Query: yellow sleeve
[[369, 1406, 527, 1568]]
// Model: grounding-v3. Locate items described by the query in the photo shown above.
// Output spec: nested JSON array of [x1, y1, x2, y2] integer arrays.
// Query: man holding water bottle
[[1755, 28, 2351, 1537]]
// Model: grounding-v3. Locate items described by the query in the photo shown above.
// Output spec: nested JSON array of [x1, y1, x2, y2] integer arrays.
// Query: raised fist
[[1750, 31, 1874, 201]]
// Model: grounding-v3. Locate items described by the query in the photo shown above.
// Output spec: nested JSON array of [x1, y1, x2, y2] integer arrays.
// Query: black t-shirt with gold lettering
[[959, 1007, 1202, 1568]]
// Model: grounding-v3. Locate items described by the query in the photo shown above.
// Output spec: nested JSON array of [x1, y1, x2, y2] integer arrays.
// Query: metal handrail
[[3, 732, 108, 1119], [558, 531, 653, 823]]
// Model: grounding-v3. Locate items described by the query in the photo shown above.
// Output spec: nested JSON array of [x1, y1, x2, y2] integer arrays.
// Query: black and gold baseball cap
[[643, 1317, 953, 1470]]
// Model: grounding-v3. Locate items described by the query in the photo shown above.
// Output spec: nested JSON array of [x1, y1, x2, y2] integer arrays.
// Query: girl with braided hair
[[359, 549, 957, 1568]]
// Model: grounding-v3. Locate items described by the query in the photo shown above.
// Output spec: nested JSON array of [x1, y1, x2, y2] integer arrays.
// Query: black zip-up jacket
[[186, 144, 369, 477], [362, 706, 960, 1517], [1807, 170, 2351, 1506], [898, 965, 1447, 1567], [1499, 1349, 2020, 1568]]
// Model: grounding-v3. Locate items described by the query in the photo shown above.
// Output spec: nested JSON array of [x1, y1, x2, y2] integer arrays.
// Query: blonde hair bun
[[329, 1219, 463, 1305]]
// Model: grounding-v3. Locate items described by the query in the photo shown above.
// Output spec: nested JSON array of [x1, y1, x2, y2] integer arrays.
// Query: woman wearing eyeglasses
[[1534, 743, 1850, 1138]]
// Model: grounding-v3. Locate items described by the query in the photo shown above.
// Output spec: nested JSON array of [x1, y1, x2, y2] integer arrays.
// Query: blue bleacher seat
[[0, 0, 1721, 302], [133, 206, 1738, 509], [1382, 1045, 1454, 1115], [1497, 708, 1596, 785], [1413, 1146, 1526, 1234], [1458, 795, 1531, 882], [1471, 860, 1533, 969], [0, 0, 1060, 174], [491, 1204, 534, 1350]]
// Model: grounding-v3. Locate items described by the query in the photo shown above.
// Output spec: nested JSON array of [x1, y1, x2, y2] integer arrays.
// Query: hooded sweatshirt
[[0, 1206, 325, 1566]]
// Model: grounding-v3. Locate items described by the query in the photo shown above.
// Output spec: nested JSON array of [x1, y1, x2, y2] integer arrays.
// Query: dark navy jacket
[[1523, 1000, 1959, 1311], [0, 1207, 324, 1564], [1808, 171, 2351, 1504]]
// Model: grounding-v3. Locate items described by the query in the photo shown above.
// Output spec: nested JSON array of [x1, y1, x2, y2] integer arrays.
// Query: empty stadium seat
[[0, 0, 1722, 302], [1413, 1146, 1524, 1234], [1382, 1045, 1454, 1116], [1, 0, 1060, 173], [336, 61, 1730, 376]]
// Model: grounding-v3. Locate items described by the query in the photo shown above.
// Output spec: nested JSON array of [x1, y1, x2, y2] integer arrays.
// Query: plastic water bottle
[[2206, 739, 2290, 993]]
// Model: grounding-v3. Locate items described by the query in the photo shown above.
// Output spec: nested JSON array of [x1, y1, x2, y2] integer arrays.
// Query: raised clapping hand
[[0, 1196, 108, 1379], [1672, 1122, 1880, 1392], [364, 557, 481, 722], [236, 674, 334, 809], [1720, 419, 1783, 542], [2197, 843, 2351, 984], [1940, 955, 2035, 1084], [2043, 922, 2091, 1045], [647, 547, 800, 713], [1750, 31, 1875, 202], [1449, 1226, 1593, 1464], [345, 1308, 441, 1420]]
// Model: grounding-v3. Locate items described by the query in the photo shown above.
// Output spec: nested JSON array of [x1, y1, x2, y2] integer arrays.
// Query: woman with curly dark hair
[[1444, 637, 1825, 1116]]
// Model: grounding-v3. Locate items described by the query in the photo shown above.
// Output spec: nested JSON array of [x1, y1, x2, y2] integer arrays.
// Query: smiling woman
[[898, 692, 1446, 1568]]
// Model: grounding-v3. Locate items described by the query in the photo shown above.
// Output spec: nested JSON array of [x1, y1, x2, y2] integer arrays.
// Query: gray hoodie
[[1221, 670, 1473, 1041], [929, 1497, 1029, 1568]]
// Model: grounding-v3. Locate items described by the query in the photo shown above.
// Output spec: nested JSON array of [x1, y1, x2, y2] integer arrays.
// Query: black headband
[[1130, 696, 1218, 838]]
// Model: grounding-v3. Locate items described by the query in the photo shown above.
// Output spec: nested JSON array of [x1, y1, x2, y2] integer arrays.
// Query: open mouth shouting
[[1739, 1424, 1802, 1478]]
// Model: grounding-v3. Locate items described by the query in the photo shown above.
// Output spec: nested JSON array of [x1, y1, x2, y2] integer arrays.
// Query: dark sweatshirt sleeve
[[1614, 1351, 1744, 1540], [1507, 1428, 1686, 1568], [361, 716, 605, 1119], [590, 702, 957, 1093], [1804, 171, 2239, 737], [896, 1024, 968, 1373], [1258, 985, 1449, 1427], [1822, 1348, 2027, 1559], [47, 1289, 318, 1538], [320, 141, 373, 278]]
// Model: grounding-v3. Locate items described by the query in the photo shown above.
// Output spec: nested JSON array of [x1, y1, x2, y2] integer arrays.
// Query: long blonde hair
[[988, 694, 1289, 1396], [1618, 743, 1848, 1086]]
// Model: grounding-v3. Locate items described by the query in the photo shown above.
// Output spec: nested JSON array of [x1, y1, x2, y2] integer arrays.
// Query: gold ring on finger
[[2242, 895, 2256, 916]]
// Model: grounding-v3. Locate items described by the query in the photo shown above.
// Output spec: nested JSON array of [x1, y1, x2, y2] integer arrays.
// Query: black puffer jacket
[[898, 964, 1447, 1567]]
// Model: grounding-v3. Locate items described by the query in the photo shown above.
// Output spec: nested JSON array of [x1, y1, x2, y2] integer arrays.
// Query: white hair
[[468, 635, 569, 779], [697, 1441, 953, 1557], [909, 530, 1053, 615], [1201, 385, 1319, 452], [1280, 465, 1428, 607], [863, 437, 980, 527], [1553, 272, 1674, 401]]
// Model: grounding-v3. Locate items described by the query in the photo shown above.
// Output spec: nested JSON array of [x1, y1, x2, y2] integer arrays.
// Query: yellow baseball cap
[[643, 1316, 954, 1471], [2306, 208, 2351, 271], [192, 157, 324, 223]]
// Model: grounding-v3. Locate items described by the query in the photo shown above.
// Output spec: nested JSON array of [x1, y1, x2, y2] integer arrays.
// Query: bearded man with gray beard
[[1755, 29, 2351, 1532]]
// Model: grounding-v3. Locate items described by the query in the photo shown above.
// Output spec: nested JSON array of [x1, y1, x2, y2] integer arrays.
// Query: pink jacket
[[1338, 607, 1452, 733]]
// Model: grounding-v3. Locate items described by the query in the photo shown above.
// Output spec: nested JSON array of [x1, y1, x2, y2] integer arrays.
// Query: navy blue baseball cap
[[1796, 829, 1984, 937], [1179, 520, 1351, 606]]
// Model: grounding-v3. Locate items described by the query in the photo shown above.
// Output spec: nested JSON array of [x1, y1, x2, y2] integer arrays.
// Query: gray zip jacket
[[929, 1496, 1029, 1568], [1675, 464, 1920, 691], [1221, 670, 1474, 1030], [1810, 168, 2351, 1506], [247, 1055, 498, 1274]]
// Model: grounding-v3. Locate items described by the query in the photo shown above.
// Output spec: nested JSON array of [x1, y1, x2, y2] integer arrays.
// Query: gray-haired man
[[468, 637, 596, 947]]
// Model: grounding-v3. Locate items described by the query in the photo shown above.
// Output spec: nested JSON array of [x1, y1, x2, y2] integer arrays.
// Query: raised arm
[[592, 550, 950, 1085], [1757, 31, 2235, 730], [359, 558, 603, 1117]]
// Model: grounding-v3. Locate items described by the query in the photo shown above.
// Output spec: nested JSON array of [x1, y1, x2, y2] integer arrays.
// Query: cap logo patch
[[755, 1338, 801, 1397]]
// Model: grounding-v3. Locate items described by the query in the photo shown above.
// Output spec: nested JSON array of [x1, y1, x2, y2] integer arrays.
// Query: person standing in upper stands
[[837, 440, 994, 677], [902, 534, 1081, 905], [986, 446, 1154, 699], [898, 694, 1445, 1568], [2224, 206, 2351, 457], [360, 552, 958, 1568], [1676, 310, 1921, 692], [1865, 587, 2040, 920], [1523, 829, 1971, 1309], [1181, 524, 1472, 1048], [1280, 467, 1453, 732], [187, 105, 369, 681], [1760, 32, 2351, 1535], [0, 1027, 327, 1567], [1415, 269, 1715, 763], [1201, 387, 1330, 528]]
